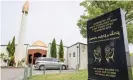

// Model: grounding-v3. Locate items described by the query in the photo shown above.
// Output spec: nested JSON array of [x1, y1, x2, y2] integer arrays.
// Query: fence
[[23, 64, 72, 80], [22, 63, 133, 80], [23, 65, 32, 80]]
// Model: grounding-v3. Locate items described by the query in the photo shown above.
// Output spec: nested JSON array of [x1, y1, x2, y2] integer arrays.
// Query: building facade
[[27, 40, 47, 64], [67, 42, 87, 69], [0, 41, 88, 69], [1, 41, 133, 69]]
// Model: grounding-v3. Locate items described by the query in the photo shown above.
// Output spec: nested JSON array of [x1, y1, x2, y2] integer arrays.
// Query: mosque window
[[73, 52, 75, 57], [69, 53, 71, 57]]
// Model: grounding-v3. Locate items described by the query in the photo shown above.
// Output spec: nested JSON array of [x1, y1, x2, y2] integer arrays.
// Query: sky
[[1, 0, 133, 53], [1, 0, 87, 47]]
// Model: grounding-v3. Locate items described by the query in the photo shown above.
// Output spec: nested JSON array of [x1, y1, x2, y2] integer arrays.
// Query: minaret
[[15, 1, 29, 67]]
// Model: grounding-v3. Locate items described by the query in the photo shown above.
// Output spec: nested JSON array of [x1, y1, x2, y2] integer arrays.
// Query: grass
[[28, 68, 133, 80], [28, 70, 88, 80], [132, 67, 133, 75]]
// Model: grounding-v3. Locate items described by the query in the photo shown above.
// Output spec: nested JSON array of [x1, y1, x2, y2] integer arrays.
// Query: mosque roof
[[32, 40, 47, 47], [22, 1, 29, 13]]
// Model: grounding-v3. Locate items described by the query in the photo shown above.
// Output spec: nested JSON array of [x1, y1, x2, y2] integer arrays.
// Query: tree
[[50, 38, 57, 58], [127, 23, 133, 43], [0, 52, 8, 62], [77, 1, 133, 43], [6, 36, 15, 66], [58, 40, 64, 62], [0, 53, 5, 60], [130, 53, 133, 56]]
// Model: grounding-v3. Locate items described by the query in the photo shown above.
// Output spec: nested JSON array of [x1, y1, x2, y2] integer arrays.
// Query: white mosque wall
[[67, 43, 79, 69], [28, 46, 47, 50], [67, 43, 88, 70], [63, 47, 68, 65], [79, 43, 87, 69]]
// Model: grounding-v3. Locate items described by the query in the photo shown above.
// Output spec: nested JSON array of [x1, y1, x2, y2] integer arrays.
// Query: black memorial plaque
[[87, 8, 132, 80]]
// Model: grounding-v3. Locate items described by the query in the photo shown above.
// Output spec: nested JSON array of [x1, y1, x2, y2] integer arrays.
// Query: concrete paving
[[1, 67, 76, 80], [32, 69, 76, 75], [1, 68, 24, 80]]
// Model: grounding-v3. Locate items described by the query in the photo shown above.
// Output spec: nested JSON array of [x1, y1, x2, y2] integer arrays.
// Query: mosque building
[[27, 40, 47, 64], [0, 40, 88, 69]]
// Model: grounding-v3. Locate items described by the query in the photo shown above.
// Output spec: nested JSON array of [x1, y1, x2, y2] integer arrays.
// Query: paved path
[[1, 68, 24, 80], [1, 67, 75, 80], [32, 69, 76, 75]]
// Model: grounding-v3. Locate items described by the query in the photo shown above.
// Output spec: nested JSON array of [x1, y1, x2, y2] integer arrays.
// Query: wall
[[67, 43, 79, 69], [79, 44, 87, 69], [63, 47, 68, 65]]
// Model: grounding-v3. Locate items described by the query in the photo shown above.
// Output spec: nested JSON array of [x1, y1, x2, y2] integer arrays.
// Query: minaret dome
[[22, 1, 29, 13]]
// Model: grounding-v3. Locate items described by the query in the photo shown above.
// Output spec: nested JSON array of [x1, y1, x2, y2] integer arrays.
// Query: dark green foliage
[[50, 38, 57, 58], [6, 36, 15, 66], [0, 52, 8, 62], [77, 1, 133, 43], [58, 40, 64, 62], [130, 53, 133, 56]]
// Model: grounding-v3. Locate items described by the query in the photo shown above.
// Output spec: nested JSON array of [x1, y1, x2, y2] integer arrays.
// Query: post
[[43, 65, 46, 74], [59, 65, 62, 73], [26, 67, 28, 80], [29, 64, 32, 77], [23, 68, 26, 80], [23, 67, 28, 80]]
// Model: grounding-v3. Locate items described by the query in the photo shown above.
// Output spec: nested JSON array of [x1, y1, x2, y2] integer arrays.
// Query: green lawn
[[28, 68, 133, 80], [130, 67, 133, 76], [28, 70, 88, 80]]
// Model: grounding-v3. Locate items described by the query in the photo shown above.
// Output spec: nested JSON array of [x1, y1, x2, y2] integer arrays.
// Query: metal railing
[[22, 65, 132, 80], [23, 65, 65, 80], [23, 64, 32, 80]]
